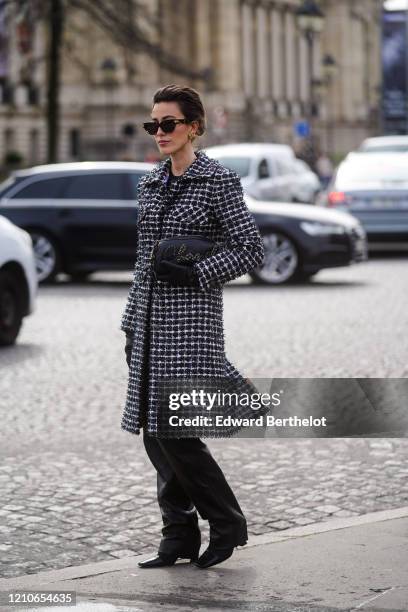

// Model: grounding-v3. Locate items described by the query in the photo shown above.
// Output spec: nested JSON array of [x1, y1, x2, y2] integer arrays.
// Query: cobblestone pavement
[[0, 257, 407, 578]]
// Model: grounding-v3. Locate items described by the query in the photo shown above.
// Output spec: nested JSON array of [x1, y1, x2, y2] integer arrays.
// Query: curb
[[2, 505, 408, 590]]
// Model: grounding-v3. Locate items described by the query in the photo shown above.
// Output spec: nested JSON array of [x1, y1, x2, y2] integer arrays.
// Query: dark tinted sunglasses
[[143, 118, 190, 135]]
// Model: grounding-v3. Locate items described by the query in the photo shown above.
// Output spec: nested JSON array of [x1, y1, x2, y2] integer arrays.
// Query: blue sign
[[294, 121, 310, 138], [382, 9, 407, 130]]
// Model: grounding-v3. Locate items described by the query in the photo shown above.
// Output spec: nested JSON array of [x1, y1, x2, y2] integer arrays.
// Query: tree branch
[[68, 0, 209, 80]]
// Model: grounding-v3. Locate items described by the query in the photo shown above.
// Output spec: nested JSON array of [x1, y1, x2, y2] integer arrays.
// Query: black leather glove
[[125, 333, 133, 367], [155, 261, 200, 287]]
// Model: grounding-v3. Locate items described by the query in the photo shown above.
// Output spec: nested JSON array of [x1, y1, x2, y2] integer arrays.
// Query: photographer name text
[[168, 415, 327, 428]]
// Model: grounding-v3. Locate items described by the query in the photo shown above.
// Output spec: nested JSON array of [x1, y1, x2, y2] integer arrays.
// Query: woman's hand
[[155, 260, 200, 287]]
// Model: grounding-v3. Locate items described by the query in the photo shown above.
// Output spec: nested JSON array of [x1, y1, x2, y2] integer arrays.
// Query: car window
[[213, 156, 251, 177], [10, 176, 70, 199], [0, 175, 26, 198], [126, 172, 146, 199], [258, 159, 270, 179], [62, 173, 126, 199]]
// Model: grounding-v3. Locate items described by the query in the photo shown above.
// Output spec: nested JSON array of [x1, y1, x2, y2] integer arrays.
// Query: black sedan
[[246, 197, 367, 284], [0, 162, 367, 285]]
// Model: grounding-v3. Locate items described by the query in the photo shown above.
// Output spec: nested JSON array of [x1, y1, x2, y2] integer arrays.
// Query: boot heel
[[180, 535, 201, 562], [181, 547, 200, 562]]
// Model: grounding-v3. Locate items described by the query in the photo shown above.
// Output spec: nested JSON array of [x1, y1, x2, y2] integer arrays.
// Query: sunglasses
[[143, 118, 190, 135]]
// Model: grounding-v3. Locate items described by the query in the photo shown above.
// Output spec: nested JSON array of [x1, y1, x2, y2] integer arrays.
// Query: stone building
[[0, 0, 383, 168]]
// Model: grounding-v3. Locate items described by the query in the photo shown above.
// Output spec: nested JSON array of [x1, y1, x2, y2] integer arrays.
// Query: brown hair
[[152, 84, 206, 140]]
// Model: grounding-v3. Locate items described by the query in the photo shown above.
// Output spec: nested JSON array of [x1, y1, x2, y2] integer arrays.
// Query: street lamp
[[295, 0, 325, 167], [295, 0, 325, 41], [101, 57, 118, 84], [100, 57, 118, 160], [322, 53, 338, 85], [321, 54, 338, 155]]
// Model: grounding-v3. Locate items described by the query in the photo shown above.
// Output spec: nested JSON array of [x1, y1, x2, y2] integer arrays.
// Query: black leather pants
[[143, 429, 248, 555]]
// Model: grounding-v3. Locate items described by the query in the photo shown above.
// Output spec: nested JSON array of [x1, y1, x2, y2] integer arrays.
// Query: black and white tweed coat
[[120, 150, 266, 438]]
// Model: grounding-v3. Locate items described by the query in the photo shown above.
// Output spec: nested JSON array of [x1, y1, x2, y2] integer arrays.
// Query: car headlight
[[300, 221, 346, 236]]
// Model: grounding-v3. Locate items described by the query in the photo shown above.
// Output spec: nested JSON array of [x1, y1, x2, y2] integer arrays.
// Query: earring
[[188, 132, 195, 141]]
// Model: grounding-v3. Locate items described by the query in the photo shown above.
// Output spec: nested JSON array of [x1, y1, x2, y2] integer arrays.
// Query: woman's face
[[150, 101, 196, 156]]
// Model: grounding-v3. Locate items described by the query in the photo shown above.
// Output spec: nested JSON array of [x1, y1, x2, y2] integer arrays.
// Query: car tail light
[[327, 191, 351, 207]]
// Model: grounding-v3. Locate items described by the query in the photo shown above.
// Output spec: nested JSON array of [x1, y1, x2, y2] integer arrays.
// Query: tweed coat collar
[[143, 150, 218, 186]]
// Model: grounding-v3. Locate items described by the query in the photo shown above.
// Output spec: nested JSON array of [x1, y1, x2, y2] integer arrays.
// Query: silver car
[[204, 143, 304, 202], [320, 152, 408, 249]]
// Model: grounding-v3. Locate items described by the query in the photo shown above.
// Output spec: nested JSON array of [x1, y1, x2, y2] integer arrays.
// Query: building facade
[[0, 0, 383, 168]]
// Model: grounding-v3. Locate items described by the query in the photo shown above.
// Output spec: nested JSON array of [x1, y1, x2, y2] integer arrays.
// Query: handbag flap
[[153, 235, 224, 272]]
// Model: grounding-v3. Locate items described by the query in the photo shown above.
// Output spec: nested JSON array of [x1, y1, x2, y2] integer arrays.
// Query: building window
[[4, 128, 15, 151], [0, 78, 14, 104], [29, 128, 40, 164], [69, 128, 81, 159], [27, 82, 39, 105]]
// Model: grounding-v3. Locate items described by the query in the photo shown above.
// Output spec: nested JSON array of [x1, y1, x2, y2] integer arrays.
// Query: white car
[[204, 143, 303, 202], [0, 215, 38, 345]]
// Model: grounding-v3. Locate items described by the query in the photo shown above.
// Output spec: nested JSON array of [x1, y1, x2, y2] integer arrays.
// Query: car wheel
[[249, 232, 300, 285], [29, 231, 61, 283], [0, 270, 24, 346]]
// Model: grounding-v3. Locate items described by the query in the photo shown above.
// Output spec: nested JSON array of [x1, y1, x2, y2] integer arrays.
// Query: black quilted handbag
[[151, 235, 225, 277]]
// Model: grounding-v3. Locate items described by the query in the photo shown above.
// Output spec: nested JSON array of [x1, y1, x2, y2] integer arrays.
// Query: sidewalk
[[1, 507, 407, 612]]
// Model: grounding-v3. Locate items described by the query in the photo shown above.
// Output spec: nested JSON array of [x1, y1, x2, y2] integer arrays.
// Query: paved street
[[0, 256, 407, 578]]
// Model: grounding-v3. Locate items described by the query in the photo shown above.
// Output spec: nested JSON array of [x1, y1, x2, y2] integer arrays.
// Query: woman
[[120, 85, 265, 569]]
